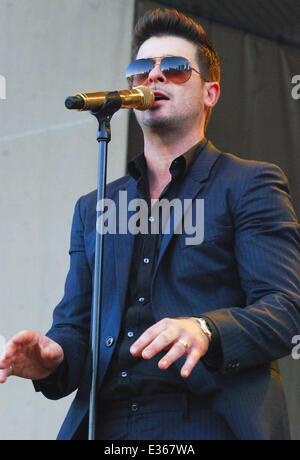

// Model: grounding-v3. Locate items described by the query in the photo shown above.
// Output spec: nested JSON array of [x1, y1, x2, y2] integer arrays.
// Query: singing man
[[1, 9, 300, 440]]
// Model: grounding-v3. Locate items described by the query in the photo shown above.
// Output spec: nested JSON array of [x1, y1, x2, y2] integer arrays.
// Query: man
[[0, 9, 299, 440]]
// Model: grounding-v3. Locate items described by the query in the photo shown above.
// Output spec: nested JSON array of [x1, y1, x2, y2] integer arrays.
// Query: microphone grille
[[134, 85, 155, 111]]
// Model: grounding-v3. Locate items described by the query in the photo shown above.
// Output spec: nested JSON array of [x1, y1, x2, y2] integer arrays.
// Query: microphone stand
[[87, 92, 122, 441]]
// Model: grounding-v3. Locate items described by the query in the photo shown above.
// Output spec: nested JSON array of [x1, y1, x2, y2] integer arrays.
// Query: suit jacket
[[35, 141, 300, 440]]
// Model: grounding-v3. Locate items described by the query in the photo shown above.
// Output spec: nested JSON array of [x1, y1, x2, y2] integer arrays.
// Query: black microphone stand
[[87, 92, 122, 440]]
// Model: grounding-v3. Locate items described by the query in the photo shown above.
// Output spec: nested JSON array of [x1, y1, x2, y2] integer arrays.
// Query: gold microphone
[[65, 85, 154, 112]]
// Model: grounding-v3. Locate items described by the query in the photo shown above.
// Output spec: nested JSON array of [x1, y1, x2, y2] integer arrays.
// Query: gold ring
[[178, 339, 189, 352]]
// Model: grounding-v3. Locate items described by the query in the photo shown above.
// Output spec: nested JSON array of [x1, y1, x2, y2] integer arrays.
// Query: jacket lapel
[[113, 177, 137, 313], [113, 141, 221, 309], [152, 141, 221, 283]]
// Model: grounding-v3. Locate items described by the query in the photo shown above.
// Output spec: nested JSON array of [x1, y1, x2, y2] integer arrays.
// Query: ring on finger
[[178, 338, 190, 353], [9, 365, 14, 377]]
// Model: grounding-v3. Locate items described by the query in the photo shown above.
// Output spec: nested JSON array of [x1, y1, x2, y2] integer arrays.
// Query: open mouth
[[154, 92, 170, 102]]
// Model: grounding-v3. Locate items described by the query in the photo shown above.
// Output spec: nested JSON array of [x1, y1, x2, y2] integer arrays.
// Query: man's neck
[[143, 129, 204, 197]]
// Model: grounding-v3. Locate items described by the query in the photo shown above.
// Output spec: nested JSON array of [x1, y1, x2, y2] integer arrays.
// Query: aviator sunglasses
[[126, 55, 203, 87]]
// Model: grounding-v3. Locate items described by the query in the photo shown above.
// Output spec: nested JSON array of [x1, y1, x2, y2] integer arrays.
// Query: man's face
[[133, 35, 206, 132]]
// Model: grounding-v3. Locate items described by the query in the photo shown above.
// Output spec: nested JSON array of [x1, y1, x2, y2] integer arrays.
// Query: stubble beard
[[136, 106, 194, 131]]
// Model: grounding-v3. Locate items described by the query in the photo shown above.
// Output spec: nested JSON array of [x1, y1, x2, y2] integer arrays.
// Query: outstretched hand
[[0, 330, 64, 383]]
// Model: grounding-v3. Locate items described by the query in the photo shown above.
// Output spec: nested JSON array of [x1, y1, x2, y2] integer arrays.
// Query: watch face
[[199, 319, 212, 340], [204, 323, 210, 333], [193, 318, 212, 340]]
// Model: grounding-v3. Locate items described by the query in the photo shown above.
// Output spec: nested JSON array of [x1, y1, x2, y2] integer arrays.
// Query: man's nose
[[147, 63, 167, 84]]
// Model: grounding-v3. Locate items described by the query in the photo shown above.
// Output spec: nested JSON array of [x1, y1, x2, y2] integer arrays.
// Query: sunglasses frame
[[126, 55, 203, 87]]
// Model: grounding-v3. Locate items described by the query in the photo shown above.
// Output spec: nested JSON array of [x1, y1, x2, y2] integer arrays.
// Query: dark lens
[[126, 59, 154, 86], [160, 56, 192, 83]]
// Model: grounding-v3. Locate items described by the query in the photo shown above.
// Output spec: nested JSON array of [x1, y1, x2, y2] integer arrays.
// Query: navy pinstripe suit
[[34, 141, 300, 440]]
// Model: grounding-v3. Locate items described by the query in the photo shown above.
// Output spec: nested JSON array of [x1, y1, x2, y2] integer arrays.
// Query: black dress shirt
[[100, 138, 220, 403]]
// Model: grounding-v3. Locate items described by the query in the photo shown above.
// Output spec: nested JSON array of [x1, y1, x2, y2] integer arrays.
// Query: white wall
[[0, 0, 135, 440]]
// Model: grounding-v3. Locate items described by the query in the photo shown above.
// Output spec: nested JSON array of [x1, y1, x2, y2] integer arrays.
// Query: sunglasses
[[126, 55, 203, 87]]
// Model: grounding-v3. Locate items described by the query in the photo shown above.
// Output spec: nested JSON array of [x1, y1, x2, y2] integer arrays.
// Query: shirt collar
[[128, 137, 207, 182]]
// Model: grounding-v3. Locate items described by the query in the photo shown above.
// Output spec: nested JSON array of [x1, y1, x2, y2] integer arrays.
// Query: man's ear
[[204, 82, 221, 108]]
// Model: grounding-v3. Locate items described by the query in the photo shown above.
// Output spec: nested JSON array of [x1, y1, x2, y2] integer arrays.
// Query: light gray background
[[0, 0, 134, 440]]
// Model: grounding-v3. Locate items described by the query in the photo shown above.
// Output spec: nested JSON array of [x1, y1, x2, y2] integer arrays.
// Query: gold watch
[[194, 318, 212, 342]]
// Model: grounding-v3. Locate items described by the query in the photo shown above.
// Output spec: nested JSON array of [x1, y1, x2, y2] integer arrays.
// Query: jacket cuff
[[33, 358, 68, 396], [197, 316, 223, 371]]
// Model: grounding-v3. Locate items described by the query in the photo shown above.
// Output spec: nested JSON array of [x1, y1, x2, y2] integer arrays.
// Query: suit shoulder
[[74, 174, 132, 214], [207, 144, 290, 211], [215, 148, 287, 184], [218, 149, 282, 172]]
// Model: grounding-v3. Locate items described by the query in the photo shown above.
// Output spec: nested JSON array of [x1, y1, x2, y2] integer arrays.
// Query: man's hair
[[132, 8, 221, 130]]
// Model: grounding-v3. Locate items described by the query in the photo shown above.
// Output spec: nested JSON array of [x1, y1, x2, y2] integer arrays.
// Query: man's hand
[[0, 330, 64, 383], [130, 317, 209, 378]]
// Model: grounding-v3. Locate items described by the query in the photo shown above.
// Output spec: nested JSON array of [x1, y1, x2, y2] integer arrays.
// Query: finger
[[130, 319, 170, 356], [180, 349, 202, 378], [158, 340, 187, 370], [0, 331, 34, 365], [39, 342, 63, 368], [11, 330, 36, 347], [141, 328, 180, 360], [0, 340, 18, 368], [0, 367, 11, 384]]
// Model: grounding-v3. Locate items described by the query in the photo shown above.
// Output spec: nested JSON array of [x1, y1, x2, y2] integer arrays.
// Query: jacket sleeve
[[204, 162, 300, 374], [33, 196, 92, 399]]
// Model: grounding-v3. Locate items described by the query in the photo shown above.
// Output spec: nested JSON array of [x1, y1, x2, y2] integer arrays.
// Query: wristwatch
[[193, 317, 212, 342]]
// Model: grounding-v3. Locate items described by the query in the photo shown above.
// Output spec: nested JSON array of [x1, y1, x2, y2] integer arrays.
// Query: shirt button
[[105, 336, 115, 348], [144, 258, 150, 264], [138, 297, 145, 303], [131, 402, 139, 412], [127, 331, 134, 338], [121, 371, 127, 378]]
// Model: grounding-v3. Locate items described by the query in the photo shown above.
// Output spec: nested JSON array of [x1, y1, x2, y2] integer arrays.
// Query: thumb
[[39, 339, 63, 367]]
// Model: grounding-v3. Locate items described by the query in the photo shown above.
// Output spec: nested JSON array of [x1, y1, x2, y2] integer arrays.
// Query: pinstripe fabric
[[34, 141, 300, 440], [95, 393, 236, 440]]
